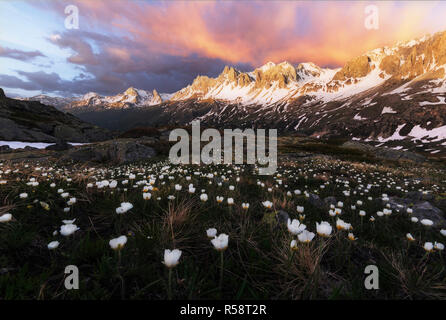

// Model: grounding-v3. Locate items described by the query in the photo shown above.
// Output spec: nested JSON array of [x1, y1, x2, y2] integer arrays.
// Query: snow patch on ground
[[0, 141, 86, 149]]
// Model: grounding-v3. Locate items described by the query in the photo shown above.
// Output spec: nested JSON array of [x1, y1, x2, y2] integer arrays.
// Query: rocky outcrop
[[61, 139, 156, 164], [333, 55, 372, 81], [341, 141, 426, 163], [0, 92, 112, 143]]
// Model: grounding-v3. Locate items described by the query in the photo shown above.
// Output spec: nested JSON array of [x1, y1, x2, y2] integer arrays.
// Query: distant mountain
[[0, 88, 112, 143], [25, 30, 446, 156], [73, 31, 446, 155], [63, 87, 172, 112], [19, 88, 172, 112], [20, 94, 79, 110]]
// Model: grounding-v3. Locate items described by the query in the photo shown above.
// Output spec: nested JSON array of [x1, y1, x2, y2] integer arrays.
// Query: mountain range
[[9, 30, 446, 156]]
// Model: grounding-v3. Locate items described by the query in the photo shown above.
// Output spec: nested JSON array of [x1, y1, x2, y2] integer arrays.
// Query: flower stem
[[219, 251, 224, 298], [168, 268, 173, 300]]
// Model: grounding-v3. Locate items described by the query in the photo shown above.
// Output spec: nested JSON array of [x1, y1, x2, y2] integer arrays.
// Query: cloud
[[0, 46, 46, 61], [7, 0, 446, 96]]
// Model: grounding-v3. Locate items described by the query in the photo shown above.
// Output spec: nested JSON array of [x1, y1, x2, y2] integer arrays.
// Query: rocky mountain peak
[[124, 87, 139, 97], [150, 89, 163, 105]]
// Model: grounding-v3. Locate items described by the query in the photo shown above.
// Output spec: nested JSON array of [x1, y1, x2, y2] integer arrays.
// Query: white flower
[[348, 233, 357, 241], [216, 196, 224, 203], [440, 229, 446, 237], [406, 233, 415, 241], [377, 211, 384, 217], [242, 203, 250, 210], [227, 198, 234, 205], [63, 207, 70, 213], [337, 201, 344, 208], [163, 249, 182, 268], [423, 242, 434, 252], [298, 230, 315, 243], [109, 235, 128, 250], [411, 217, 418, 223], [287, 219, 306, 235], [262, 201, 273, 209], [19, 193, 28, 199], [336, 218, 352, 231], [420, 219, 433, 226], [175, 184, 182, 191], [200, 194, 208, 202], [47, 241, 60, 250], [0, 213, 12, 223], [434, 242, 444, 251], [61, 192, 69, 198], [229, 185, 235, 191], [211, 233, 229, 251], [60, 224, 79, 236], [206, 228, 217, 238], [62, 219, 76, 224], [359, 210, 366, 217], [67, 197, 76, 205], [116, 202, 133, 214], [296, 206, 304, 214], [407, 208, 413, 214], [143, 192, 152, 200], [290, 239, 298, 250], [316, 221, 332, 237]]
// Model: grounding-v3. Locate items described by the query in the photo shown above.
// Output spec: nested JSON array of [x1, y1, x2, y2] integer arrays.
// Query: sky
[[1, 0, 446, 97]]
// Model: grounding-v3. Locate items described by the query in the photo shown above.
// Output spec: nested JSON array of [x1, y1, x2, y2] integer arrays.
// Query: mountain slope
[[39, 31, 446, 156], [0, 88, 112, 143]]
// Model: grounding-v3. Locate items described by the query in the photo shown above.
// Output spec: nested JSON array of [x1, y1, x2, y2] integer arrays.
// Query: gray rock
[[62, 139, 156, 164], [0, 88, 5, 98], [412, 201, 446, 228], [404, 191, 423, 202], [385, 196, 445, 227], [308, 193, 325, 209], [45, 140, 73, 151], [276, 210, 290, 225], [0, 145, 11, 153]]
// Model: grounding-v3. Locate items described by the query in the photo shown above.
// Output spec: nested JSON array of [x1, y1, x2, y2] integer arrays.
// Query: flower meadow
[[0, 157, 446, 299]]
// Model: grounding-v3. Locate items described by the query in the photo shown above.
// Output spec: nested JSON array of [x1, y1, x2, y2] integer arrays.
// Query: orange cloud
[[46, 0, 446, 68]]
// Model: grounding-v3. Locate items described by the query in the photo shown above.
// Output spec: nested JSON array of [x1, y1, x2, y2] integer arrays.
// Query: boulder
[[308, 193, 325, 209], [276, 210, 290, 225], [0, 88, 5, 98], [0, 145, 11, 153], [46, 140, 73, 151], [412, 201, 446, 228]]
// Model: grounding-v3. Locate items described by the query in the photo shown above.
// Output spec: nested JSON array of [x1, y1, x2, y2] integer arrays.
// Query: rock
[[276, 210, 290, 225], [385, 196, 446, 227], [0, 88, 5, 98], [404, 191, 423, 202], [0, 145, 11, 153], [308, 193, 325, 209], [45, 140, 73, 151], [412, 201, 446, 228], [341, 141, 425, 163], [62, 139, 156, 164], [0, 95, 113, 143]]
